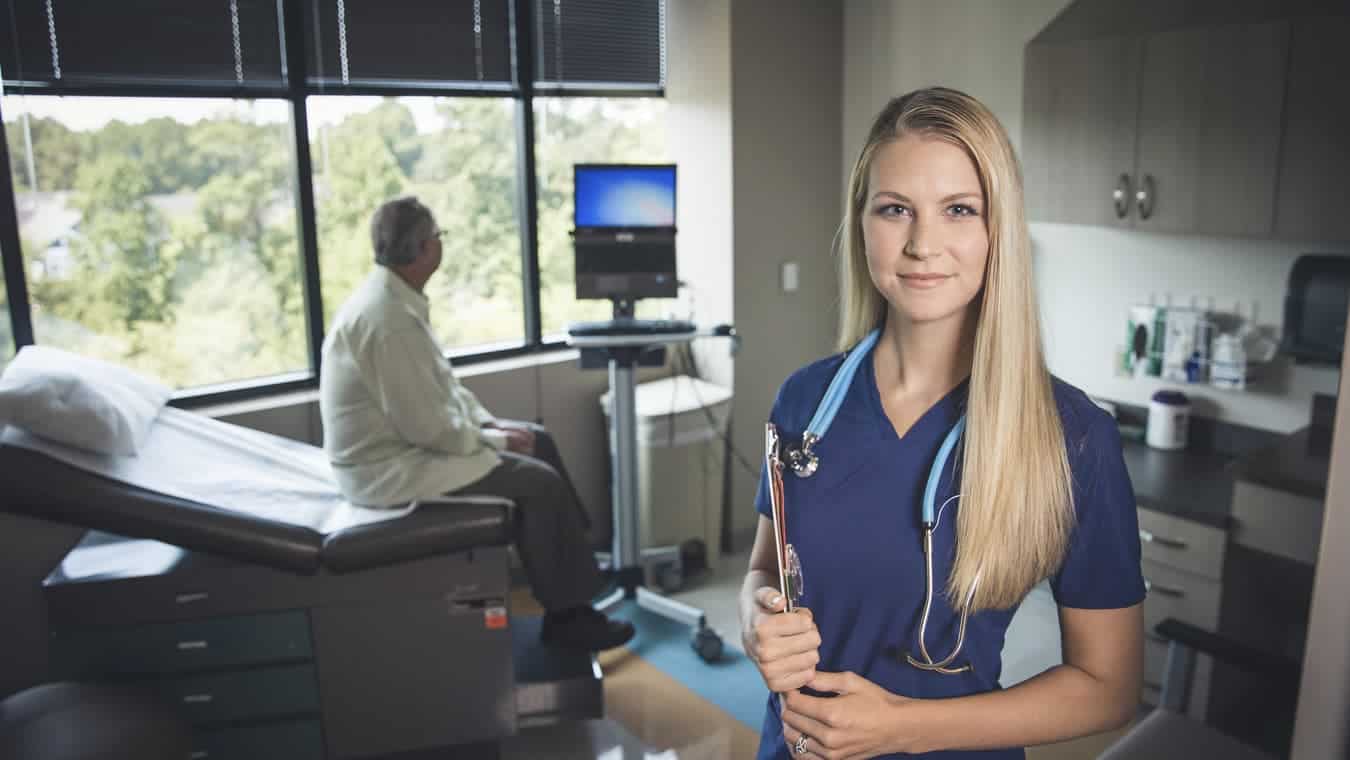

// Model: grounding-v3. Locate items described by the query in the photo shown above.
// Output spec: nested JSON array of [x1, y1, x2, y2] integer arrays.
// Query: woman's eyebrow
[[869, 191, 982, 204]]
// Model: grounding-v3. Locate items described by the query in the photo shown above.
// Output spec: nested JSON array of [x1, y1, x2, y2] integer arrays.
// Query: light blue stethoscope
[[783, 328, 980, 675]]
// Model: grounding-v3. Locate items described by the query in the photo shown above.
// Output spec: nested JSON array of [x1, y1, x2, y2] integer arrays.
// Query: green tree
[[67, 154, 174, 335], [4, 114, 85, 192]]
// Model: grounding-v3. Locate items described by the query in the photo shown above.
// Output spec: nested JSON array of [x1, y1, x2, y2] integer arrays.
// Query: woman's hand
[[780, 671, 920, 759], [742, 586, 821, 693]]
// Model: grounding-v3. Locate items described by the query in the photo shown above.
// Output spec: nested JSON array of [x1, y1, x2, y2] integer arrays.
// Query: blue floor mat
[[614, 599, 767, 731]]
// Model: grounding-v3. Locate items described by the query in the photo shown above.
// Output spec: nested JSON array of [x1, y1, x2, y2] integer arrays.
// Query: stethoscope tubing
[[783, 327, 977, 674]]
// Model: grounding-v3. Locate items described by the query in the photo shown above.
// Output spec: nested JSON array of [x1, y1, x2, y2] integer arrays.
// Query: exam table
[[0, 408, 602, 760]]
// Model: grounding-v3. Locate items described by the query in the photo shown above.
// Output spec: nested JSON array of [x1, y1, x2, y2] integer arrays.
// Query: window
[[309, 96, 524, 352], [534, 97, 669, 337], [3, 96, 307, 389], [0, 0, 668, 400]]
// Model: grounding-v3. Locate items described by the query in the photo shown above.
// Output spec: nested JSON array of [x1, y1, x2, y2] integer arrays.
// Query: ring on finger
[[793, 733, 810, 755]]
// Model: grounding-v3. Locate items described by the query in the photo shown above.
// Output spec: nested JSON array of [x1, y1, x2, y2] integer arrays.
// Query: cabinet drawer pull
[[1136, 173, 1156, 219], [1139, 529, 1187, 550], [190, 752, 209, 760], [175, 592, 209, 604], [1113, 173, 1132, 219], [183, 693, 214, 704], [1144, 578, 1185, 598], [176, 640, 209, 651]]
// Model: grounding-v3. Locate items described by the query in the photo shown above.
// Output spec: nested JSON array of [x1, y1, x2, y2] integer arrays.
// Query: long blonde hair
[[839, 87, 1073, 612]]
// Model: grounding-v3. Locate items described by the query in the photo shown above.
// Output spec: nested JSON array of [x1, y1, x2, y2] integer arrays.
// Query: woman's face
[[861, 134, 989, 327]]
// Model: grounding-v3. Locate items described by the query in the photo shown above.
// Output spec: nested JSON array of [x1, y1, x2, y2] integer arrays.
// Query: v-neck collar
[[862, 343, 969, 444]]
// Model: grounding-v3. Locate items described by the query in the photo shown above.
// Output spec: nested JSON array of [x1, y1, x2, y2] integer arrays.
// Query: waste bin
[[602, 374, 732, 570]]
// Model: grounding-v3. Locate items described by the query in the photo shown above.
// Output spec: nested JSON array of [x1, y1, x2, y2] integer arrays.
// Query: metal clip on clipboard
[[765, 423, 802, 613]]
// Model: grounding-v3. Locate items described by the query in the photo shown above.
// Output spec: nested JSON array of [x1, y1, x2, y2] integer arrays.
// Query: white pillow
[[0, 346, 172, 456]]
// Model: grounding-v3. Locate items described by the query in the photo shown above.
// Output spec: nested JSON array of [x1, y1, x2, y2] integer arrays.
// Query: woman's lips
[[899, 273, 952, 290]]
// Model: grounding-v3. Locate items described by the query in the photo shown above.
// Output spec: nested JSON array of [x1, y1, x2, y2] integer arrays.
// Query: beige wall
[[842, 0, 1073, 180], [728, 0, 844, 546]]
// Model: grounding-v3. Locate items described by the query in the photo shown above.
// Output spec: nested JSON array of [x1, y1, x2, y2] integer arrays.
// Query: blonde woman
[[739, 87, 1145, 759]]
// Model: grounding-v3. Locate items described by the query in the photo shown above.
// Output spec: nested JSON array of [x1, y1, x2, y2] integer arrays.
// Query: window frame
[[0, 0, 663, 408]]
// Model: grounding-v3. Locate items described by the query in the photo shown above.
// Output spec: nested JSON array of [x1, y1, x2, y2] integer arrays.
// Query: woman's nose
[[903, 225, 940, 259]]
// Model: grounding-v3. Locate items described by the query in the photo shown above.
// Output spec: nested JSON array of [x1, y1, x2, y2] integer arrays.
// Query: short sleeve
[[1050, 414, 1148, 609]]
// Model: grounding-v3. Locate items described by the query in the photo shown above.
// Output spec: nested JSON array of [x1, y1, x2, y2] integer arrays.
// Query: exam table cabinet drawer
[[1137, 507, 1226, 581], [153, 664, 319, 726], [192, 719, 324, 760], [52, 611, 312, 677]]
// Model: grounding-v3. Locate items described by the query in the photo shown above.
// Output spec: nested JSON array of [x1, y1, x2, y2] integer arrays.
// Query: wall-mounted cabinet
[[1274, 15, 1350, 242], [1023, 5, 1349, 242]]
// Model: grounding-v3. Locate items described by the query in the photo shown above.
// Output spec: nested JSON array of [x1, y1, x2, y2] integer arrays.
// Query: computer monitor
[[573, 164, 677, 302]]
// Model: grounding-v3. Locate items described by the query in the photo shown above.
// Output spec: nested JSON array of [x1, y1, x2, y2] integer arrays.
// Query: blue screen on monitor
[[574, 165, 676, 228]]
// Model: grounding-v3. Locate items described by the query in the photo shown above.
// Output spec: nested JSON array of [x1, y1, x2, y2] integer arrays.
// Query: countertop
[[1231, 427, 1330, 502], [1119, 436, 1234, 529]]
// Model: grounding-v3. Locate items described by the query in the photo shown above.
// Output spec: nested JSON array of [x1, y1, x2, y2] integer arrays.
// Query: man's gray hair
[[370, 196, 436, 267]]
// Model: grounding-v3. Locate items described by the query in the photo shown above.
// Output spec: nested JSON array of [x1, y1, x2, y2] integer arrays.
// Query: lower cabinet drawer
[[154, 664, 319, 725], [1138, 507, 1226, 581], [192, 719, 324, 760], [53, 611, 312, 676], [1141, 559, 1221, 632]]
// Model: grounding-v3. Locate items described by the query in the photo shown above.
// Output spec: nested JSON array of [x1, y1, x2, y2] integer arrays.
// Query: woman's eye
[[948, 204, 979, 217], [876, 204, 910, 217]]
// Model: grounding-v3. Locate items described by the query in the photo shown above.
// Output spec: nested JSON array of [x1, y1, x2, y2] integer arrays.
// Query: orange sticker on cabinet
[[485, 606, 508, 629]]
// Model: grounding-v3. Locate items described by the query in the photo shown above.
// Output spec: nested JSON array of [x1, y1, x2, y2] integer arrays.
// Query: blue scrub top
[[753, 344, 1146, 760]]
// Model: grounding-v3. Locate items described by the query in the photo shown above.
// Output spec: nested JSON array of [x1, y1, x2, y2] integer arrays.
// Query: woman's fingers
[[762, 649, 821, 692]]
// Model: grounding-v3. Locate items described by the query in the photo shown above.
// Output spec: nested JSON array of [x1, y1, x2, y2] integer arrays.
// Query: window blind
[[533, 0, 664, 92], [304, 0, 514, 89], [0, 0, 285, 88]]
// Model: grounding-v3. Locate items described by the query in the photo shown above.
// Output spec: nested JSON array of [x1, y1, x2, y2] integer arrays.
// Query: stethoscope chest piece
[[788, 433, 819, 478]]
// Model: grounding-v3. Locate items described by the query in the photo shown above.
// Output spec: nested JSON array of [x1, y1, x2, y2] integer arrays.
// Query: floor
[[498, 548, 1135, 759]]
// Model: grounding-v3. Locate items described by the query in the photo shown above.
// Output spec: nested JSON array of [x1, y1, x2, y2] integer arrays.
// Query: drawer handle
[[1144, 578, 1185, 598], [191, 751, 209, 759], [175, 592, 209, 604], [182, 694, 214, 704], [1139, 529, 1187, 550], [176, 640, 209, 651]]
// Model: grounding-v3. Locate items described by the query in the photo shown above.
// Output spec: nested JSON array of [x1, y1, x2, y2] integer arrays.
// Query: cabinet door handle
[[1135, 174, 1156, 219], [176, 640, 209, 651], [1144, 578, 1185, 598], [183, 693, 214, 704], [1113, 173, 1133, 219], [1139, 528, 1187, 550]]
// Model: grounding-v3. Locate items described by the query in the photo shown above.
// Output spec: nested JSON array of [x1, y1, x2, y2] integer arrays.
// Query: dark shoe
[[541, 607, 636, 652]]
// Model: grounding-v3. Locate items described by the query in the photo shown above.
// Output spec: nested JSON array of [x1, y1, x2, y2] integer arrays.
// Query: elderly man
[[319, 195, 634, 652]]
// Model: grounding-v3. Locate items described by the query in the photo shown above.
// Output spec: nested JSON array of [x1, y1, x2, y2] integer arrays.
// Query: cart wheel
[[656, 562, 684, 593], [691, 627, 723, 663]]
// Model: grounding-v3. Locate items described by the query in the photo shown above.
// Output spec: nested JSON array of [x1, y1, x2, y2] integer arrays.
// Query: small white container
[[1147, 390, 1191, 450], [1211, 333, 1247, 390]]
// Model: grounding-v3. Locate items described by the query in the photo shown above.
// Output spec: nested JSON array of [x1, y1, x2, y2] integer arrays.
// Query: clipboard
[[765, 423, 798, 613]]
